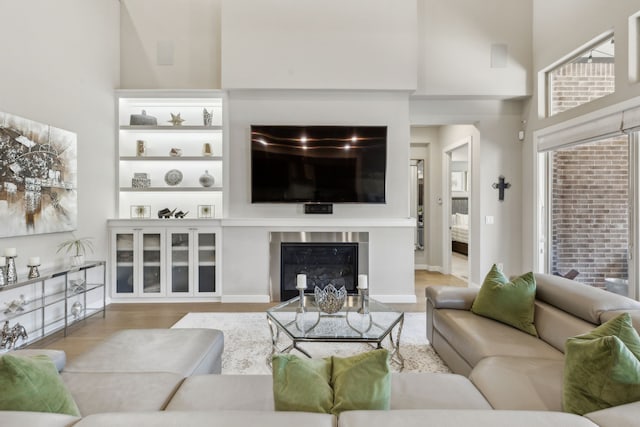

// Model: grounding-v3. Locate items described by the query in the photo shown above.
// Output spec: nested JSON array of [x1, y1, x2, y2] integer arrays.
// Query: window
[[546, 35, 615, 117], [548, 136, 629, 293]]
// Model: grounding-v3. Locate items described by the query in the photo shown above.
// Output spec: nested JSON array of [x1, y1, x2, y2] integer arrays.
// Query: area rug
[[171, 312, 450, 374]]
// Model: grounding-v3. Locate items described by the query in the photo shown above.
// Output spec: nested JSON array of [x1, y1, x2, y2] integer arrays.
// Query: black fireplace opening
[[280, 242, 359, 301]]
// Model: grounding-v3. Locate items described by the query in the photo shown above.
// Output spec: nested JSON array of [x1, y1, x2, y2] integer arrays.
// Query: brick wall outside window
[[549, 62, 615, 115], [550, 60, 627, 289], [551, 137, 628, 288]]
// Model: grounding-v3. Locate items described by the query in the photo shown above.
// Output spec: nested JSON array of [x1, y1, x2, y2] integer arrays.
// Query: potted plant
[[57, 235, 94, 266]]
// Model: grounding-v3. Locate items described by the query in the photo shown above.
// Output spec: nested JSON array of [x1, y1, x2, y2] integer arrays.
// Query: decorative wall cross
[[492, 175, 511, 201]]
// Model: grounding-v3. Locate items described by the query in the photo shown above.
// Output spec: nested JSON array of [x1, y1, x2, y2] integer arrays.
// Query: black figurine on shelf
[[174, 211, 189, 219], [157, 208, 177, 219]]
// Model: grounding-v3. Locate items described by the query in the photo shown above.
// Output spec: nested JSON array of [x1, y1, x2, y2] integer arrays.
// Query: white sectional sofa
[[4, 274, 640, 426]]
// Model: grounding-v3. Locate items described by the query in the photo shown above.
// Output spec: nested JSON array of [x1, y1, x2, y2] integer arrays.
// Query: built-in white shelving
[[116, 90, 226, 220]]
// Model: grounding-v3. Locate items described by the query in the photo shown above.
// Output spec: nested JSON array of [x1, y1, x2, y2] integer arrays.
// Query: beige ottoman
[[65, 328, 224, 376]]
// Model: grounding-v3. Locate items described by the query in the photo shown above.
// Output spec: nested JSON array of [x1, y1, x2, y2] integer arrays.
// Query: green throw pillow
[[331, 349, 391, 414], [563, 312, 640, 415], [471, 264, 538, 336], [0, 354, 80, 416], [272, 354, 333, 413]]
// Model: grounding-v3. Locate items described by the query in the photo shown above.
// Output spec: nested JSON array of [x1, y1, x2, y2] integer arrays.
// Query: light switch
[[485, 216, 494, 225]]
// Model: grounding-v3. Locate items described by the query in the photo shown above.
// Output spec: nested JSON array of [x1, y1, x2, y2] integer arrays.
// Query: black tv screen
[[251, 125, 387, 203]]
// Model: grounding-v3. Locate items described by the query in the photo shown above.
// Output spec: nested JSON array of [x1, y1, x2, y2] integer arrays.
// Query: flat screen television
[[251, 125, 387, 203]]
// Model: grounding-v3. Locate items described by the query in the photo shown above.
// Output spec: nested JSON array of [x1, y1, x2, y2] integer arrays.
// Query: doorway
[[444, 140, 471, 282]]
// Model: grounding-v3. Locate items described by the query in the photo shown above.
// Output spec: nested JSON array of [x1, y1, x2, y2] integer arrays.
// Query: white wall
[[0, 0, 120, 272], [221, 0, 417, 90], [521, 1, 640, 271], [416, 0, 532, 98], [120, 0, 221, 89], [227, 90, 411, 218]]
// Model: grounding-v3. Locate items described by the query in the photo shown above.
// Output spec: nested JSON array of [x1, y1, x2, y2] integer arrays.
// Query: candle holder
[[27, 264, 40, 279], [296, 287, 306, 314], [294, 287, 307, 333], [6, 256, 17, 284], [357, 287, 369, 315]]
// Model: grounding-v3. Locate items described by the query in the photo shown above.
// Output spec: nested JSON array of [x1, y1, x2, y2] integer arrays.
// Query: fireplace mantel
[[220, 218, 415, 227]]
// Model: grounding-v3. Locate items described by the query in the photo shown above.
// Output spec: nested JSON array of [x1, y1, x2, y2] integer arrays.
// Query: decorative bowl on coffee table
[[314, 284, 347, 314]]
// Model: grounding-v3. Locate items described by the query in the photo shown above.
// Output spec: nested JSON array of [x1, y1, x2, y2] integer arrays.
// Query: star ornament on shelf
[[168, 113, 185, 126]]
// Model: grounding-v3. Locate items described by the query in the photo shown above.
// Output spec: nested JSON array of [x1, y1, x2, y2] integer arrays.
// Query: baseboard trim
[[221, 295, 271, 303]]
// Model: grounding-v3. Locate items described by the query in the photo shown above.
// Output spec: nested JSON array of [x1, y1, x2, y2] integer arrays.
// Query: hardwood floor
[[36, 270, 466, 361]]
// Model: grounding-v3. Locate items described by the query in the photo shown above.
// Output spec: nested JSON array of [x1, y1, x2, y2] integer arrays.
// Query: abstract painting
[[0, 111, 77, 237]]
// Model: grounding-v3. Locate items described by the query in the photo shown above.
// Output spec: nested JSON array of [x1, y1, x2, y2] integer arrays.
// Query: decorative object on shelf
[[4, 294, 26, 315], [130, 205, 151, 219], [70, 279, 86, 294], [27, 256, 40, 279], [0, 256, 6, 288], [169, 148, 183, 157], [197, 205, 213, 218], [199, 170, 215, 188], [164, 169, 183, 186], [27, 265, 40, 279], [57, 235, 94, 267], [0, 111, 77, 238], [314, 284, 347, 314], [202, 142, 213, 156], [70, 301, 83, 320], [168, 113, 185, 126], [4, 295, 26, 314], [5, 250, 18, 284], [203, 108, 213, 126], [131, 172, 151, 189], [136, 140, 146, 157], [174, 210, 189, 219], [157, 208, 177, 218], [129, 110, 157, 126], [0, 320, 28, 349]]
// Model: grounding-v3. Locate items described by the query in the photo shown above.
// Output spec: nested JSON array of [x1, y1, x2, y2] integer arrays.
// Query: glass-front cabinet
[[197, 232, 217, 294], [166, 228, 218, 296], [111, 228, 166, 297], [142, 232, 163, 295], [168, 230, 191, 295], [109, 221, 220, 300]]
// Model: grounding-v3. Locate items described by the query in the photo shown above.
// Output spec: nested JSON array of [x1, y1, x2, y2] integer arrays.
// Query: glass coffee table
[[266, 294, 405, 370]]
